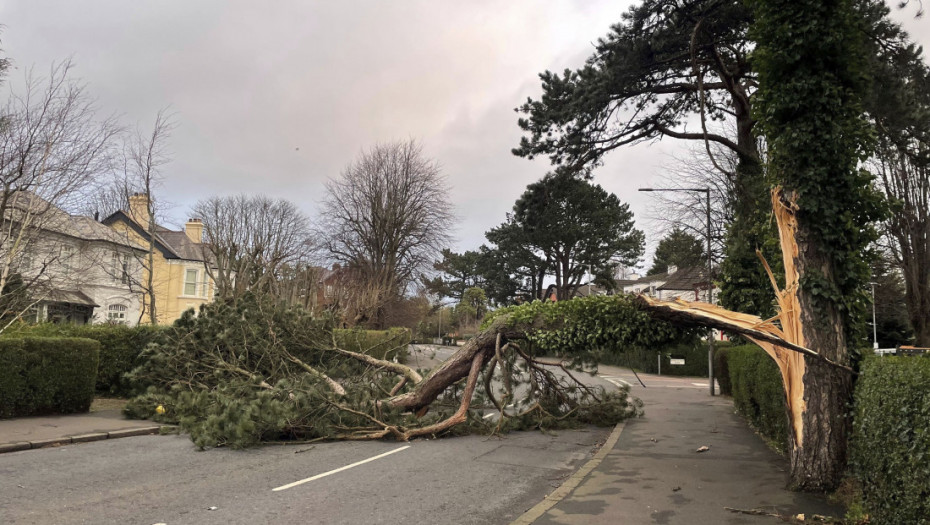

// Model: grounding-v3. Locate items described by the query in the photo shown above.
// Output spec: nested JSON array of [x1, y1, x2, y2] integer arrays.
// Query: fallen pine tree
[[125, 292, 694, 449]]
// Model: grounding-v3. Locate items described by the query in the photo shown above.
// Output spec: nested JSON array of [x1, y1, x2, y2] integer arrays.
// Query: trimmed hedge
[[2, 323, 164, 397], [714, 343, 733, 396], [601, 341, 709, 377], [0, 337, 100, 418], [334, 327, 411, 362], [723, 344, 788, 452], [851, 356, 930, 524]]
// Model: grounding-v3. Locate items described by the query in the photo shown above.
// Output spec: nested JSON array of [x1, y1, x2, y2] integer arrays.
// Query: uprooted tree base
[[125, 293, 689, 449]]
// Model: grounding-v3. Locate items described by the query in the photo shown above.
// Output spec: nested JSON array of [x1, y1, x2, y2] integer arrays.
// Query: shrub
[[600, 341, 710, 377], [2, 323, 164, 397], [0, 337, 99, 418], [851, 356, 930, 524], [714, 343, 733, 395], [724, 344, 788, 452]]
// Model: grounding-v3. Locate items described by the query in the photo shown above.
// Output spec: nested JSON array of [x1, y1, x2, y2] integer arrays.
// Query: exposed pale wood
[[330, 345, 423, 384], [634, 189, 839, 450]]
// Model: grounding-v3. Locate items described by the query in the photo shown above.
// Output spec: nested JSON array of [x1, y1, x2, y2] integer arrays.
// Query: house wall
[[17, 232, 144, 325], [106, 221, 214, 325]]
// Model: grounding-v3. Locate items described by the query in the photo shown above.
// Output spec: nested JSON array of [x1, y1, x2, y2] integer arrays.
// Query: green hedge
[[600, 341, 710, 377], [714, 344, 733, 396], [851, 356, 930, 524], [334, 327, 411, 362], [2, 323, 163, 397], [723, 344, 788, 452], [0, 337, 99, 418]]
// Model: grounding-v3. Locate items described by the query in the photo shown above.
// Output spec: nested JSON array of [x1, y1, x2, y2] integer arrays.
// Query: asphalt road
[[0, 422, 611, 525], [1, 347, 714, 525]]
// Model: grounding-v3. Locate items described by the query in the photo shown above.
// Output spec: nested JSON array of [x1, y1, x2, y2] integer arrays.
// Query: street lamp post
[[869, 282, 878, 350], [639, 187, 715, 396]]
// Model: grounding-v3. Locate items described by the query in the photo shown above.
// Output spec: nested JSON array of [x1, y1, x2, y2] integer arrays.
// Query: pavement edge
[[0, 425, 174, 454], [509, 421, 626, 525]]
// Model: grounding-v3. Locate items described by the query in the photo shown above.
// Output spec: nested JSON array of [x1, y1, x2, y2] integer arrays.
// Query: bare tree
[[0, 60, 121, 326], [125, 110, 173, 324], [648, 141, 737, 266], [194, 194, 313, 299], [318, 140, 454, 327], [874, 144, 930, 346]]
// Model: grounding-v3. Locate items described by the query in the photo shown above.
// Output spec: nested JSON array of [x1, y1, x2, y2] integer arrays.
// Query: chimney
[[185, 218, 203, 243], [128, 193, 151, 231], [667, 265, 678, 275]]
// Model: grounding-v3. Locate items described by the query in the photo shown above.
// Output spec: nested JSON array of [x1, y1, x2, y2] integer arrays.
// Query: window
[[19, 251, 33, 273], [184, 268, 198, 296], [108, 304, 127, 323], [111, 252, 130, 284], [201, 271, 210, 298], [60, 245, 75, 274]]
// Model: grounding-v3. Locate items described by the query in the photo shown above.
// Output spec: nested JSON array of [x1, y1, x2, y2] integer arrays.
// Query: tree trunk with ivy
[[747, 0, 884, 491]]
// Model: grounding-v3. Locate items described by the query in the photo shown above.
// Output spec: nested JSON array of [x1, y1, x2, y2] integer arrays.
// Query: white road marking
[[691, 383, 707, 387], [599, 376, 631, 388], [272, 445, 410, 492]]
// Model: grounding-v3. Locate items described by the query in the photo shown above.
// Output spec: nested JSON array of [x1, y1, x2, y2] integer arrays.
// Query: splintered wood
[[636, 188, 818, 447]]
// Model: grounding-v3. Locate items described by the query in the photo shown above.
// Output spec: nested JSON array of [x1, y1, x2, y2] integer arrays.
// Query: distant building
[[102, 194, 215, 324], [617, 265, 716, 303]]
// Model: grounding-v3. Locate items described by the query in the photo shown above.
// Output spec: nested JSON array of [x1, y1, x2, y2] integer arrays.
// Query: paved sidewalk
[[523, 368, 842, 524], [0, 409, 165, 453]]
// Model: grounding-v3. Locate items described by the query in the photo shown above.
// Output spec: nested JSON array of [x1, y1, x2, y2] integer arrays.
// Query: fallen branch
[[634, 295, 855, 375], [284, 355, 347, 396], [330, 345, 423, 384]]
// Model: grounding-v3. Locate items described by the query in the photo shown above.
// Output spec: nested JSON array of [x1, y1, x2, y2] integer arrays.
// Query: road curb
[[510, 421, 627, 525], [0, 425, 172, 454]]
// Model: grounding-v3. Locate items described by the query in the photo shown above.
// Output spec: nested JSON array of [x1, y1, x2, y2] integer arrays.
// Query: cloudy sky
[[1, 1, 927, 271]]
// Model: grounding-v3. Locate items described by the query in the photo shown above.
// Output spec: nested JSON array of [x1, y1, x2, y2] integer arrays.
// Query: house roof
[[657, 266, 711, 291], [44, 289, 99, 307], [620, 272, 671, 287], [102, 209, 210, 263], [6, 192, 145, 251]]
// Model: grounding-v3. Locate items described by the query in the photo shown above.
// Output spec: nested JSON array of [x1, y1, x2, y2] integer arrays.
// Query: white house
[[3, 192, 146, 325], [617, 265, 717, 303]]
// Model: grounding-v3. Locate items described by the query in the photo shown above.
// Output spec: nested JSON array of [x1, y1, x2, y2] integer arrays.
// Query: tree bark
[[789, 215, 852, 491], [387, 316, 524, 413]]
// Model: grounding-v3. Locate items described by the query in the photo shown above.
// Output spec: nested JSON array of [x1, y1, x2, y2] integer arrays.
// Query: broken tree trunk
[[636, 188, 855, 491], [386, 316, 527, 413]]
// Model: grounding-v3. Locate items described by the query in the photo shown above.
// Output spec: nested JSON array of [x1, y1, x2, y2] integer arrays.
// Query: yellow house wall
[[108, 221, 214, 325]]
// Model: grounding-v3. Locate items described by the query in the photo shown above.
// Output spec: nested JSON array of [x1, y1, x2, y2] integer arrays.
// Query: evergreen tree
[[648, 229, 705, 276]]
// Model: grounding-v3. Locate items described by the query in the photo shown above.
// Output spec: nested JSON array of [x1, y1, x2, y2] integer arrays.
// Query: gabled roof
[[657, 266, 711, 291], [102, 209, 209, 263], [5, 192, 145, 251], [620, 271, 671, 287]]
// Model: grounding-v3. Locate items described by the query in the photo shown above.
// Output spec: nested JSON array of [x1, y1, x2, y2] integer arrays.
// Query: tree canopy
[[648, 228, 705, 276], [422, 249, 484, 303], [481, 171, 643, 303]]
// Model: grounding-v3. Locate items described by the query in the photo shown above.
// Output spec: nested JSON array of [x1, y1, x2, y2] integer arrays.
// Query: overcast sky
[[2, 2, 927, 272]]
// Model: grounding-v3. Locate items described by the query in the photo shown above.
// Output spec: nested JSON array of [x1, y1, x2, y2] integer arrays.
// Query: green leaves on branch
[[484, 294, 694, 356]]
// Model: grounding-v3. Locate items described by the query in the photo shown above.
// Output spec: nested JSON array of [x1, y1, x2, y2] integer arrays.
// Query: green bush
[[0, 337, 99, 418], [2, 323, 164, 397], [600, 341, 710, 377], [851, 356, 930, 524], [724, 344, 788, 452], [714, 343, 733, 395], [334, 327, 410, 363]]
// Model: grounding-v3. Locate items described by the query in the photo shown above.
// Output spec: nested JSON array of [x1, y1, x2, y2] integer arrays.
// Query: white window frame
[[107, 303, 128, 323], [60, 245, 75, 274], [183, 268, 199, 296]]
